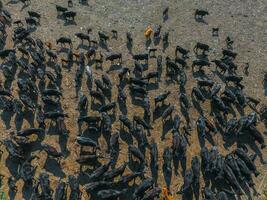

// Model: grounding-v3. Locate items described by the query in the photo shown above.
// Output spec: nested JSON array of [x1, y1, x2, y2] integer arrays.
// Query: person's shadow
[[264, 80, 267, 96]]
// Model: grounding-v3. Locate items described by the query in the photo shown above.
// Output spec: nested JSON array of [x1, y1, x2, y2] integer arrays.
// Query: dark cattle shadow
[[43, 102, 60, 113], [103, 88, 112, 101], [76, 43, 90, 50], [196, 54, 209, 61], [215, 122, 228, 143], [226, 104, 237, 118], [150, 165, 158, 186], [209, 177, 235, 199], [87, 59, 95, 67], [102, 129, 111, 151], [118, 81, 127, 90], [75, 80, 83, 98], [22, 110, 35, 127], [0, 107, 15, 130], [127, 42, 133, 54], [214, 122, 223, 138], [118, 100, 127, 115], [4, 79, 13, 91], [22, 182, 33, 200], [78, 152, 102, 173], [192, 98, 204, 116], [248, 140, 266, 164], [130, 93, 145, 107], [44, 158, 65, 178], [95, 63, 103, 70], [46, 121, 59, 136], [78, 170, 92, 185], [182, 189, 193, 200], [145, 38, 152, 48], [173, 155, 181, 176], [181, 156, 187, 177], [38, 79, 46, 93], [27, 140, 43, 153], [91, 101, 102, 111], [59, 134, 70, 157], [192, 70, 209, 79], [63, 61, 74, 72], [26, 26, 37, 33], [98, 40, 109, 51], [128, 155, 145, 173], [133, 70, 142, 78], [163, 15, 168, 22], [82, 127, 101, 143], [235, 131, 265, 164], [8, 189, 16, 200], [206, 132, 216, 146], [153, 37, 161, 46], [106, 64, 122, 73], [211, 103, 227, 121], [57, 15, 65, 20], [144, 112, 151, 127], [163, 41, 169, 52], [197, 130, 206, 148], [19, 55, 30, 62], [165, 75, 177, 85], [142, 63, 149, 71], [77, 122, 84, 136], [5, 157, 20, 181], [213, 70, 225, 82], [147, 82, 159, 90], [63, 20, 77, 26], [109, 112, 117, 124], [161, 118, 173, 140], [195, 17, 208, 25], [14, 113, 24, 131], [236, 104, 245, 116], [198, 126, 215, 148], [157, 66, 163, 83], [78, 109, 88, 118], [152, 104, 169, 122], [173, 153, 187, 178], [201, 166, 212, 188], [86, 76, 93, 90], [119, 129, 133, 145], [0, 36, 7, 50], [46, 60, 57, 66], [192, 183, 200, 200], [119, 186, 136, 200], [57, 47, 70, 54], [180, 105, 191, 127], [17, 66, 29, 78], [162, 164, 172, 189], [110, 149, 120, 169], [239, 180, 253, 200]]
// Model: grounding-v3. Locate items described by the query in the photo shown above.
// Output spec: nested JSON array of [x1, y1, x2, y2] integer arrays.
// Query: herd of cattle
[[0, 1, 267, 200]]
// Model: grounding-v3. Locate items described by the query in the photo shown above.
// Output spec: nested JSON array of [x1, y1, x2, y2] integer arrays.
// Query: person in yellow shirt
[[144, 26, 153, 39], [162, 187, 174, 200]]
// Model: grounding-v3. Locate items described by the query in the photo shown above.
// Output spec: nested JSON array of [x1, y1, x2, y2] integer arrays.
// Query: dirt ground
[[0, 0, 267, 199]]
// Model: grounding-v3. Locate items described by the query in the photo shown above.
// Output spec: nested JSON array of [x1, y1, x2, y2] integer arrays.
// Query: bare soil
[[0, 0, 267, 199]]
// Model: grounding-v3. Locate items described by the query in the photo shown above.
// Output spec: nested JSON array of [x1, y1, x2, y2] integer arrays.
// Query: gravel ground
[[0, 0, 267, 199]]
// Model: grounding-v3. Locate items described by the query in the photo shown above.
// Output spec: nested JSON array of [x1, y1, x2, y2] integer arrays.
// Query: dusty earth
[[0, 0, 267, 199]]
